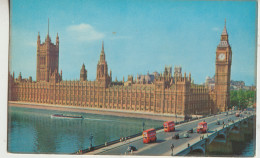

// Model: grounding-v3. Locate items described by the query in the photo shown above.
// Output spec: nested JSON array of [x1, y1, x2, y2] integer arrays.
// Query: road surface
[[87, 111, 249, 156]]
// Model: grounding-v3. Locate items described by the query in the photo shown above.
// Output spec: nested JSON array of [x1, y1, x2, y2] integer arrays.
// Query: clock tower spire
[[214, 19, 232, 113]]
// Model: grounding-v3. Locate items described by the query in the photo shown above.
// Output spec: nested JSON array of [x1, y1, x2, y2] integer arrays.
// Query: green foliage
[[230, 90, 256, 109]]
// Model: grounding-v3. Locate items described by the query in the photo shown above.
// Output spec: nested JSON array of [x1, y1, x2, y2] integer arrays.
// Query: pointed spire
[[102, 41, 104, 51], [221, 18, 228, 36], [99, 41, 105, 63], [56, 33, 59, 45], [37, 32, 40, 44], [82, 62, 85, 69], [46, 18, 50, 42], [218, 19, 229, 47], [48, 18, 49, 35]]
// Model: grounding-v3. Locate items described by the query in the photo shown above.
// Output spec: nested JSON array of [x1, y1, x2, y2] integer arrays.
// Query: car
[[174, 133, 180, 139], [183, 132, 190, 138], [127, 146, 137, 152], [187, 128, 193, 133], [216, 120, 220, 125]]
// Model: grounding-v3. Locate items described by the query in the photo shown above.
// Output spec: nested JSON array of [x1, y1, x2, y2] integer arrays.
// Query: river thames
[[8, 106, 163, 154], [8, 106, 255, 156]]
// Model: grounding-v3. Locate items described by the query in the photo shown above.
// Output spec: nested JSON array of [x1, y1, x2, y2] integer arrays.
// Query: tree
[[230, 90, 256, 110]]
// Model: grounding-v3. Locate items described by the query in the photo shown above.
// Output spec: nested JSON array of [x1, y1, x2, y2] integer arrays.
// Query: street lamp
[[171, 143, 174, 156], [142, 121, 145, 131], [89, 133, 94, 149]]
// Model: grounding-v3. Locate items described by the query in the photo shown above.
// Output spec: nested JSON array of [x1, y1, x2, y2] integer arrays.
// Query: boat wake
[[51, 114, 84, 119]]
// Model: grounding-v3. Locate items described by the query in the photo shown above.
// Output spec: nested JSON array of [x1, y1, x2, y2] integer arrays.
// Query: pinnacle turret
[[37, 32, 41, 45], [80, 63, 87, 81]]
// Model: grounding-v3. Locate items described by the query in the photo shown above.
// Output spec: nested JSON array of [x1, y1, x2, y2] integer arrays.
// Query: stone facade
[[8, 21, 232, 116]]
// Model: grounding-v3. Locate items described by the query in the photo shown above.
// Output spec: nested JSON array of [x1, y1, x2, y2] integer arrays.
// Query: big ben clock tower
[[215, 20, 232, 112]]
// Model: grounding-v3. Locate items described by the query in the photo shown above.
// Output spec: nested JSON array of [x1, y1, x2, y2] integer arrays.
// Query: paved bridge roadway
[[87, 111, 252, 156]]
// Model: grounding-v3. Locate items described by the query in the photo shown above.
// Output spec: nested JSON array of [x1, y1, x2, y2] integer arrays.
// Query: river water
[[241, 139, 255, 157], [8, 106, 255, 155], [8, 106, 163, 154]]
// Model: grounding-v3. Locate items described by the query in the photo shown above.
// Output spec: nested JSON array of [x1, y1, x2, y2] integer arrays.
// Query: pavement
[[86, 111, 249, 156]]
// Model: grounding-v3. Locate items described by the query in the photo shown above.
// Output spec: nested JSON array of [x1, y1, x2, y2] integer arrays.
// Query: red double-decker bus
[[163, 121, 175, 132], [142, 128, 157, 143], [197, 122, 207, 133]]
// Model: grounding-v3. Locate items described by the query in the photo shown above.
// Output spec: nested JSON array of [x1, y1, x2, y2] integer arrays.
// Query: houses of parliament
[[8, 21, 232, 117]]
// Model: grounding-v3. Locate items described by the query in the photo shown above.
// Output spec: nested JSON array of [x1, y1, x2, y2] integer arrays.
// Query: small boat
[[51, 114, 83, 119]]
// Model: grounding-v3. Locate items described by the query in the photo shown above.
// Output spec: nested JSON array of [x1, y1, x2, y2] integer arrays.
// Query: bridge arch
[[208, 131, 227, 145], [230, 125, 240, 131], [188, 146, 205, 156], [217, 133, 225, 139]]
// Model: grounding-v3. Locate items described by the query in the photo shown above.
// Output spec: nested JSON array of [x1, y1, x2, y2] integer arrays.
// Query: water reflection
[[8, 106, 163, 154]]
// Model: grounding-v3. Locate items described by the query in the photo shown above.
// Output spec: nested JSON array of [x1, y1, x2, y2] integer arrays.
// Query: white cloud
[[212, 27, 220, 32], [67, 23, 105, 41]]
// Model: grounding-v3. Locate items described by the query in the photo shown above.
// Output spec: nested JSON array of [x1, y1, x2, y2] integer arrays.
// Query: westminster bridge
[[84, 111, 255, 156]]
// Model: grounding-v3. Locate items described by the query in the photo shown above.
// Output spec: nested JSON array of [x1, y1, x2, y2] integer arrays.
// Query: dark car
[[216, 120, 220, 125], [187, 128, 193, 133], [127, 146, 137, 152], [174, 133, 180, 139], [183, 132, 190, 138]]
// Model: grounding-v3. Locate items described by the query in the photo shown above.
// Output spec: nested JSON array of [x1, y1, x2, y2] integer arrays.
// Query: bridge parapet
[[175, 114, 255, 156]]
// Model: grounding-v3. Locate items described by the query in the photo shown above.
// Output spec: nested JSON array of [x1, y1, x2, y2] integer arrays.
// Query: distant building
[[230, 80, 245, 90], [174, 66, 182, 78], [136, 72, 159, 84], [205, 77, 254, 91], [205, 75, 215, 91]]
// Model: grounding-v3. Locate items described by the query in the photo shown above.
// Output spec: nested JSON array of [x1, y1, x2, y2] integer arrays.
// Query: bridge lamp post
[[142, 121, 145, 131], [89, 133, 94, 149], [105, 136, 110, 146], [171, 144, 174, 156]]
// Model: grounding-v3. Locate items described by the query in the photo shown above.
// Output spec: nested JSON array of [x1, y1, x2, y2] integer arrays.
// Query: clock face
[[218, 53, 225, 61]]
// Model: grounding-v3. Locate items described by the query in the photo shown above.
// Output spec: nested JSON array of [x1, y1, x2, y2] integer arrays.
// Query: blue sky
[[10, 0, 256, 86]]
